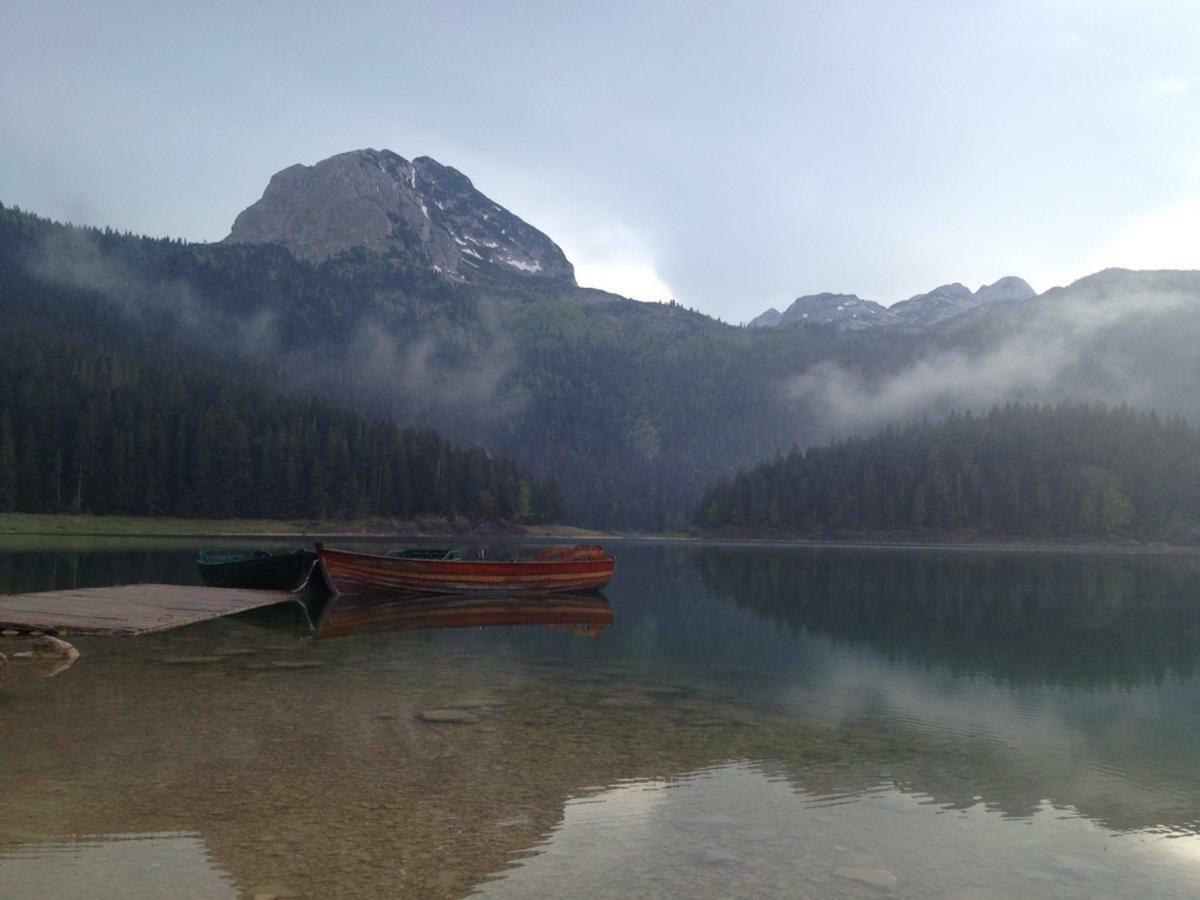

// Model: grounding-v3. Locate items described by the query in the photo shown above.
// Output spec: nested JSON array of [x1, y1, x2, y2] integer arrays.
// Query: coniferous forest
[[695, 405, 1200, 542], [0, 216, 561, 522], [4, 201, 1200, 537], [0, 203, 925, 528], [0, 320, 561, 521], [0, 325, 561, 522]]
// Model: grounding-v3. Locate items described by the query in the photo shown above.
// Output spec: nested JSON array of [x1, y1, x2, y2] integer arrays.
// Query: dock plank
[[0, 584, 296, 635]]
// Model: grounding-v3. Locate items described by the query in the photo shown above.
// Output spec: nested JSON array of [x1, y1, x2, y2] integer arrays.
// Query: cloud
[[574, 260, 675, 302], [1079, 194, 1200, 273], [785, 274, 1197, 434], [26, 226, 283, 358], [338, 314, 524, 427], [535, 215, 675, 302], [1149, 76, 1193, 96], [23, 226, 519, 428]]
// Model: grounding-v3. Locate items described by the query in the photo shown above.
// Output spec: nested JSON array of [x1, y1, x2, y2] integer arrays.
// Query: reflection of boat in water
[[196, 548, 316, 590], [315, 543, 615, 596], [316, 591, 613, 639]]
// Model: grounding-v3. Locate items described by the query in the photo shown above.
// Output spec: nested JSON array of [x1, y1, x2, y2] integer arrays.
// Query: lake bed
[[2, 539, 1199, 898]]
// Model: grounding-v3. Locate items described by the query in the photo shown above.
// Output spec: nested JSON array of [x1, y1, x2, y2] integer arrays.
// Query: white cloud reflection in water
[[478, 763, 1200, 899], [0, 832, 237, 900]]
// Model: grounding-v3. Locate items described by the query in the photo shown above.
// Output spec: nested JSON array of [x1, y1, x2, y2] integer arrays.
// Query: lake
[[2, 538, 1200, 898]]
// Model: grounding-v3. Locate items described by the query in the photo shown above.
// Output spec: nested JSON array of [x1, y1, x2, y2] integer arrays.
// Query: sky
[[3, 0, 1199, 323]]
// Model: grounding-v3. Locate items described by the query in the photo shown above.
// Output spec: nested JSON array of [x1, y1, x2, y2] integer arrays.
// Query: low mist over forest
[[3, 148, 1200, 534]]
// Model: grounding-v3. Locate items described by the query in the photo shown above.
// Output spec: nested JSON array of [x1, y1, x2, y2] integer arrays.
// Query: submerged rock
[[12, 636, 79, 662], [0, 652, 8, 689], [30, 636, 78, 660], [33, 655, 78, 678]]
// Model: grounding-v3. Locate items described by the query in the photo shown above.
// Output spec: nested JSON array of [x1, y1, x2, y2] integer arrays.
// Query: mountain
[[2, 200, 924, 530], [225, 148, 576, 285], [750, 276, 1035, 332], [888, 282, 976, 328], [974, 275, 1036, 304], [747, 307, 782, 329], [777, 293, 895, 330], [3, 146, 1198, 534], [0, 228, 562, 522], [889, 277, 1037, 329]]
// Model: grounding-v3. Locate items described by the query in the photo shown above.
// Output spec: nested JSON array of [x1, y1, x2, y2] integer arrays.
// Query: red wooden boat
[[314, 543, 615, 596]]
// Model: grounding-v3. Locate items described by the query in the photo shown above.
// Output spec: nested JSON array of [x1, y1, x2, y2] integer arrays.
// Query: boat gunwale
[[315, 544, 614, 571], [315, 543, 615, 594]]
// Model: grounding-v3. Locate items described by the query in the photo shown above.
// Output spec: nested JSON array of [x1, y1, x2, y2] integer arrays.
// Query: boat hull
[[316, 545, 615, 596], [196, 550, 315, 590]]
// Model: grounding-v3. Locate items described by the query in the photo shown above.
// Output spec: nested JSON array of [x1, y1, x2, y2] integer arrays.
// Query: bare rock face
[[888, 282, 977, 329], [779, 292, 896, 330], [225, 149, 575, 285], [974, 275, 1035, 304], [747, 307, 782, 329], [748, 275, 1036, 333]]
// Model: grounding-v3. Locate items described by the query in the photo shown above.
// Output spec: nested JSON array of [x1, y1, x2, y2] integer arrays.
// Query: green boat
[[196, 548, 316, 590]]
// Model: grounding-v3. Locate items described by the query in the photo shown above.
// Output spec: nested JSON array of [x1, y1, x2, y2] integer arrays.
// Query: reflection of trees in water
[[693, 547, 1200, 688], [0, 548, 200, 595], [4, 542, 1200, 864]]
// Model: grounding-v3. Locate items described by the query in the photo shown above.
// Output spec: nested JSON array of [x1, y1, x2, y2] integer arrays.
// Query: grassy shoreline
[[0, 512, 611, 540], [2, 512, 1198, 555]]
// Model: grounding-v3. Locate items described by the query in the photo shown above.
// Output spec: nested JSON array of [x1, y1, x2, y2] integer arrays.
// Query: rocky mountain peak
[[748, 307, 783, 329], [974, 275, 1036, 304], [779, 293, 895, 330], [748, 276, 1037, 333], [224, 148, 575, 285]]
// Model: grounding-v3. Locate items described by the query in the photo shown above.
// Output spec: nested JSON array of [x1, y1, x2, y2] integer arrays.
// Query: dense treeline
[[695, 404, 1200, 541], [9, 204, 1200, 532], [0, 275, 562, 522], [0, 203, 924, 529]]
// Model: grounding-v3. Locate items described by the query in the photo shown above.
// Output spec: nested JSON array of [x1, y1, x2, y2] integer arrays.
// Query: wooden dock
[[0, 584, 297, 636]]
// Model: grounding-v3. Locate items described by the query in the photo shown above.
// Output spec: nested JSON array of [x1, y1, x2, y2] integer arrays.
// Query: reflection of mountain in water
[[694, 546, 1200, 688]]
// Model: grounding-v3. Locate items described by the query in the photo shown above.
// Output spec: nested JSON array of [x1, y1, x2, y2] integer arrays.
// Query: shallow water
[[2, 538, 1200, 898]]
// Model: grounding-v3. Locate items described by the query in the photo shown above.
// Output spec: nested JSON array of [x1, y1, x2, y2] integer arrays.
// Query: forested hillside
[[695, 405, 1200, 542], [5, 197, 1200, 531], [0, 203, 922, 527], [0, 224, 561, 522]]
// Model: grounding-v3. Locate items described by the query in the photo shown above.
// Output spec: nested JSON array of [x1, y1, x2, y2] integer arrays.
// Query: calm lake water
[[2, 538, 1200, 898]]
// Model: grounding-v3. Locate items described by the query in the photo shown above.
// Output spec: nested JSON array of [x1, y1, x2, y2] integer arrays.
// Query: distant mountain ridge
[[749, 276, 1035, 331], [225, 148, 576, 285]]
